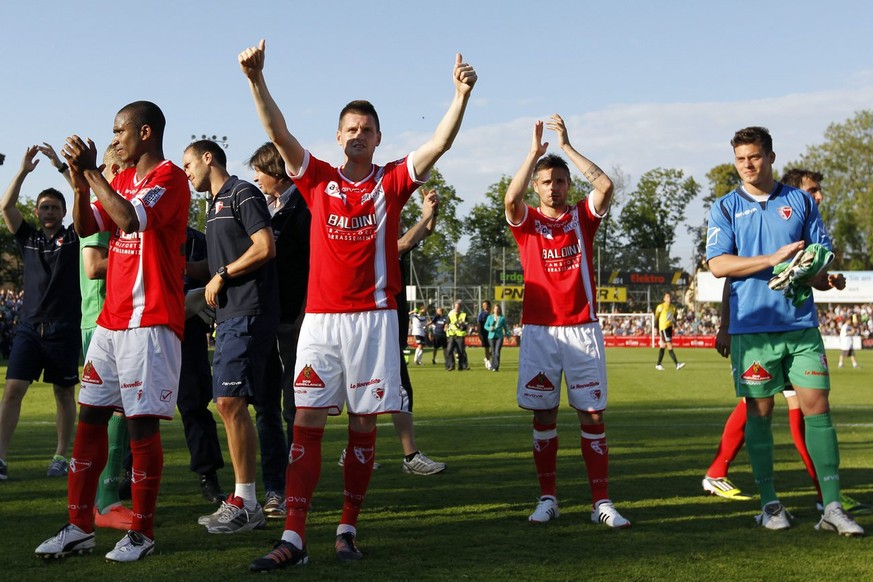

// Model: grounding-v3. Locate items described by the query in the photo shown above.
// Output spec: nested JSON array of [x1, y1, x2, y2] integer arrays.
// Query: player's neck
[[539, 204, 569, 219], [340, 159, 373, 183], [134, 152, 165, 181], [742, 177, 776, 197]]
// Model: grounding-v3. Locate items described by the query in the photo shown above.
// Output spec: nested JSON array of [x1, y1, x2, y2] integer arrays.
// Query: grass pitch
[[1, 347, 871, 581]]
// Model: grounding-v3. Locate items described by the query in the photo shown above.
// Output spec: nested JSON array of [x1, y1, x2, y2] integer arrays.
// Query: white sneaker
[[484, 358, 492, 370], [816, 502, 865, 537], [655, 364, 664, 371], [528, 496, 559, 523], [591, 500, 631, 528], [105, 530, 155, 562], [676, 362, 686, 370], [755, 501, 792, 530], [205, 497, 266, 534], [35, 523, 96, 558], [402, 451, 446, 475]]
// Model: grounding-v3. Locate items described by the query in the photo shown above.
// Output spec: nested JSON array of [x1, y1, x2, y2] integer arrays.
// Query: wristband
[[57, 163, 69, 173]]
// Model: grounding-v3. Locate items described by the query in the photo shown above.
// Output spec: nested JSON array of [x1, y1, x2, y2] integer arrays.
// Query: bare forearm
[[562, 143, 613, 212], [225, 228, 275, 277], [504, 152, 537, 221], [398, 211, 438, 254], [414, 91, 471, 177], [248, 74, 303, 173], [708, 254, 774, 278], [84, 168, 138, 233]]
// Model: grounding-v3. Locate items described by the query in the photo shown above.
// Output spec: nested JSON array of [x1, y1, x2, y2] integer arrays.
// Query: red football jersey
[[292, 151, 421, 313], [509, 198, 602, 326], [92, 160, 189, 338]]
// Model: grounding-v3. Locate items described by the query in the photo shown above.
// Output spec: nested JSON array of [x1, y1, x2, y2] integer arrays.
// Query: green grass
[[1, 347, 871, 581]]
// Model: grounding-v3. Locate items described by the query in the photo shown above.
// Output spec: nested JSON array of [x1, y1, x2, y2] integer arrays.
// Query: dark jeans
[[446, 336, 468, 370], [490, 337, 504, 371], [176, 318, 224, 476]]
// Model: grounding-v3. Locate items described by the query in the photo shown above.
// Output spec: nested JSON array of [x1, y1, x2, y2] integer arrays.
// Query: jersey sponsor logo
[[140, 185, 167, 207], [562, 217, 579, 233], [295, 365, 325, 388], [740, 361, 773, 384], [353, 445, 375, 464], [82, 361, 103, 385], [288, 443, 305, 464], [325, 181, 347, 204], [533, 220, 554, 240], [371, 386, 385, 401], [542, 243, 580, 260], [778, 206, 792, 220], [160, 389, 173, 402], [734, 207, 757, 219], [131, 469, 147, 483], [706, 227, 720, 248], [327, 213, 376, 230], [525, 372, 555, 392], [69, 458, 92, 473]]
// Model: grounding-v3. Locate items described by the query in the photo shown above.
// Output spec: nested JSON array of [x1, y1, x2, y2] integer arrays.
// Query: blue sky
[[3, 0, 872, 269]]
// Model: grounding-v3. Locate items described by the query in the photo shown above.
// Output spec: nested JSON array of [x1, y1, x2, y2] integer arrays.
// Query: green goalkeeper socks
[[745, 414, 778, 506], [804, 412, 841, 507], [95, 414, 129, 512]]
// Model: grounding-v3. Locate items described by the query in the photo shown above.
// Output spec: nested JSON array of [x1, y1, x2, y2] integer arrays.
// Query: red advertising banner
[[603, 335, 716, 348]]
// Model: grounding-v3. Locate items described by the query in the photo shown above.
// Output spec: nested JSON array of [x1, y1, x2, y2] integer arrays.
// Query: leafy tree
[[689, 163, 741, 270], [0, 197, 38, 288], [614, 168, 700, 270], [786, 110, 873, 269]]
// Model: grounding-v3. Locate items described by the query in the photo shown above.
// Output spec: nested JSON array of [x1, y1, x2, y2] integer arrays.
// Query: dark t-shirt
[[15, 221, 81, 324], [271, 185, 310, 323], [205, 176, 278, 324]]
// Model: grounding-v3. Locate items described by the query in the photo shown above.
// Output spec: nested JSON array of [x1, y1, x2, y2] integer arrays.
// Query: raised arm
[[547, 114, 613, 215], [239, 39, 305, 176], [504, 121, 548, 224], [413, 53, 477, 179], [398, 190, 440, 254], [38, 143, 74, 190], [0, 146, 39, 233]]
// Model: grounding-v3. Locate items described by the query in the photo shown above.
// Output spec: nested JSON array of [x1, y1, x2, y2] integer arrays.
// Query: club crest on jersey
[[525, 372, 555, 392], [140, 185, 166, 207], [741, 361, 773, 384], [354, 446, 375, 464], [55, 237, 64, 247], [288, 443, 305, 464], [778, 206, 792, 220], [69, 458, 92, 473], [82, 361, 103, 385], [214, 201, 224, 214], [295, 365, 325, 388], [371, 386, 385, 401]]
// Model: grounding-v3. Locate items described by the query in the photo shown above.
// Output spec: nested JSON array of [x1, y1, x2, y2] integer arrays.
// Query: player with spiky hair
[[505, 114, 630, 529]]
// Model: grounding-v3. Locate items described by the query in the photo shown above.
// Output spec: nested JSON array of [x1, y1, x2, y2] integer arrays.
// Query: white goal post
[[598, 313, 656, 347]]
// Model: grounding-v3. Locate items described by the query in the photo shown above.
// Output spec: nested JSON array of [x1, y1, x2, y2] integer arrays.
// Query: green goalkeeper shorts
[[730, 328, 830, 397]]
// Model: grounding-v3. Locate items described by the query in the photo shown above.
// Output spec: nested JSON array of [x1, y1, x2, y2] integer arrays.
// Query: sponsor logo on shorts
[[140, 185, 167, 207], [122, 380, 143, 389], [295, 365, 325, 388], [778, 206, 792, 220], [741, 361, 772, 384], [525, 372, 555, 392], [136, 389, 143, 401], [131, 469, 147, 483], [288, 443, 305, 464], [350, 378, 383, 390], [82, 361, 103, 385], [804, 370, 828, 377], [160, 389, 173, 401], [353, 446, 375, 464], [570, 381, 600, 392], [69, 458, 92, 473], [590, 389, 602, 400], [820, 353, 829, 369], [371, 386, 385, 401]]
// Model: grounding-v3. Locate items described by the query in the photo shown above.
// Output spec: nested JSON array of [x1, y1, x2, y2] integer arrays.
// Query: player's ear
[[375, 131, 382, 147]]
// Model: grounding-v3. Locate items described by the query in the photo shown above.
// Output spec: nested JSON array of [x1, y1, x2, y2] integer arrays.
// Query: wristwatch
[[217, 266, 231, 282]]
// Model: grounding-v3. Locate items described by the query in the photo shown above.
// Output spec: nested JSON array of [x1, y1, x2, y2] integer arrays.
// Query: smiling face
[[337, 112, 381, 164], [734, 142, 775, 191]]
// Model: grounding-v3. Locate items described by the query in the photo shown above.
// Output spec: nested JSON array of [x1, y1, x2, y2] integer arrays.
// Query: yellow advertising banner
[[495, 286, 627, 302]]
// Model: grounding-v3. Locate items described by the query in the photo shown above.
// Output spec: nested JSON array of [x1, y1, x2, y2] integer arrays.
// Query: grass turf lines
[[1, 347, 871, 581]]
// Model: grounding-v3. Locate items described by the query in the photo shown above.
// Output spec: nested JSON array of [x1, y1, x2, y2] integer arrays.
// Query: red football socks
[[340, 427, 377, 528], [68, 417, 109, 533], [129, 432, 163, 539], [283, 425, 324, 542], [707, 400, 747, 478], [532, 421, 558, 498], [581, 423, 610, 505]]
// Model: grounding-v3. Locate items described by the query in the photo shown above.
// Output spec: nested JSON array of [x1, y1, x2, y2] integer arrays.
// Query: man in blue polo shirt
[[182, 139, 278, 534], [706, 126, 862, 536], [0, 145, 81, 481]]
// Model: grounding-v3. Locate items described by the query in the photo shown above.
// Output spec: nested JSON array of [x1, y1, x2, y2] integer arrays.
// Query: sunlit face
[[800, 176, 823, 205], [111, 111, 143, 165], [36, 196, 65, 230], [253, 168, 283, 197], [733, 142, 775, 189], [337, 113, 381, 163], [182, 149, 211, 193], [532, 167, 571, 211]]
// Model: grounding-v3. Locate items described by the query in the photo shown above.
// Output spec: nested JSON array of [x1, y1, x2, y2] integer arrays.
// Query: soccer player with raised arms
[[238, 39, 477, 570], [505, 114, 630, 529]]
